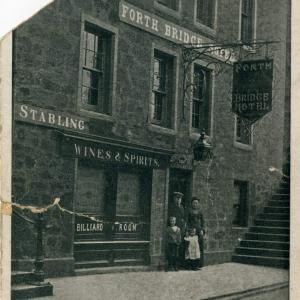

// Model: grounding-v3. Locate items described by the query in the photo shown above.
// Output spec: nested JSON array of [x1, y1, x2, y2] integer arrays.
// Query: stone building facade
[[11, 0, 290, 276]]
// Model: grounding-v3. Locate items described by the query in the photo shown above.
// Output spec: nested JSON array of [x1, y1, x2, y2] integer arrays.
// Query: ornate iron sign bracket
[[181, 40, 279, 121]]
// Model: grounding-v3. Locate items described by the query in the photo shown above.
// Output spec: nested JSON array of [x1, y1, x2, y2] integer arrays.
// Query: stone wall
[[11, 0, 290, 271]]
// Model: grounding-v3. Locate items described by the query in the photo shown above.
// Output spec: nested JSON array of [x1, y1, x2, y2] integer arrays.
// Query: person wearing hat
[[168, 191, 186, 267], [169, 192, 186, 232], [186, 196, 205, 268]]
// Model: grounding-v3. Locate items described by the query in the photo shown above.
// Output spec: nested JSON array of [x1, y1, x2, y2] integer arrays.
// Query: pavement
[[35, 263, 289, 300]]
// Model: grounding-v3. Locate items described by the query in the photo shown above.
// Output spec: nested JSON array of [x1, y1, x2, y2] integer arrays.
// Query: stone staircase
[[232, 177, 290, 269], [11, 271, 53, 299]]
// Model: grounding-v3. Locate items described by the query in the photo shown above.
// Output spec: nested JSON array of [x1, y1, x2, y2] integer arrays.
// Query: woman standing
[[186, 197, 205, 268]]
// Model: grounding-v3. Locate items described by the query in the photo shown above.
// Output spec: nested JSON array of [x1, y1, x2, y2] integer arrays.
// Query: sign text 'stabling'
[[15, 104, 89, 133]]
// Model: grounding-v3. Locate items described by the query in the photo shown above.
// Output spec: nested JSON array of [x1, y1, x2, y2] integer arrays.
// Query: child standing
[[166, 216, 181, 271], [184, 227, 201, 270]]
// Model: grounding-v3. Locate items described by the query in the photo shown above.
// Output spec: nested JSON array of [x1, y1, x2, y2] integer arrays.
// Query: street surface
[[35, 263, 288, 300]]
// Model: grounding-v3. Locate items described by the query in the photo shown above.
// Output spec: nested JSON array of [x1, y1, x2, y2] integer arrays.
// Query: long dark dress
[[186, 208, 205, 267]]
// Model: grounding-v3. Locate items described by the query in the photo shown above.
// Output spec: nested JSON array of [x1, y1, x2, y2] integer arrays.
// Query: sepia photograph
[[0, 0, 294, 299]]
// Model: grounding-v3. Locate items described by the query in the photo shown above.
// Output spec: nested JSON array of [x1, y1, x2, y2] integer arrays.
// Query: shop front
[[61, 133, 172, 268]]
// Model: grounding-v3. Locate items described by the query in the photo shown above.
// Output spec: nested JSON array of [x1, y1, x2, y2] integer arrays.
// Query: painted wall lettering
[[62, 135, 169, 169], [119, 1, 235, 62], [15, 104, 88, 132], [72, 143, 160, 168], [116, 222, 138, 232], [76, 222, 104, 232]]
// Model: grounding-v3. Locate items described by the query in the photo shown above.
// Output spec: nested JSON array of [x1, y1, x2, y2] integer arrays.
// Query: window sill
[[78, 108, 115, 122], [233, 141, 253, 151], [147, 123, 176, 135], [154, 1, 181, 20], [194, 21, 217, 39]]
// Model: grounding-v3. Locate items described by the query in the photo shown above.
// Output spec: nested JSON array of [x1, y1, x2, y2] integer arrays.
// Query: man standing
[[168, 192, 186, 233]]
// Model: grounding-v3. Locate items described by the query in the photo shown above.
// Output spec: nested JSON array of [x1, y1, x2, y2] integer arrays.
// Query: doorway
[[168, 169, 192, 210]]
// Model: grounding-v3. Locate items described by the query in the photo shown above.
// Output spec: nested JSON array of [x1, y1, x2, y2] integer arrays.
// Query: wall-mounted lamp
[[193, 131, 213, 161]]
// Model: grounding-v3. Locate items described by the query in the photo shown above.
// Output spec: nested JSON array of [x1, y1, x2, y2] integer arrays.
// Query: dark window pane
[[157, 0, 178, 10], [81, 23, 112, 114], [153, 93, 164, 121], [241, 0, 254, 42], [197, 0, 215, 28], [82, 69, 101, 106], [192, 65, 211, 133], [151, 51, 173, 127], [193, 66, 205, 100], [192, 101, 201, 128], [153, 58, 166, 92], [116, 172, 141, 216], [76, 164, 107, 215], [82, 69, 100, 89], [236, 117, 251, 144], [81, 86, 98, 106], [233, 181, 248, 227]]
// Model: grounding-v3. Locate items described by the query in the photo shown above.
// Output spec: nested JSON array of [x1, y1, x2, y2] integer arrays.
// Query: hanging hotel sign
[[14, 104, 89, 133], [232, 59, 273, 123], [61, 136, 169, 169], [119, 1, 235, 62]]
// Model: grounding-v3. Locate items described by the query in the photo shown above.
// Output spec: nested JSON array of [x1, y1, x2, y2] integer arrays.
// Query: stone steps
[[249, 226, 289, 235], [264, 206, 289, 214], [232, 254, 289, 269], [235, 247, 289, 258], [268, 200, 289, 207], [11, 271, 33, 285], [240, 240, 289, 250], [232, 177, 290, 268], [254, 219, 289, 227], [272, 194, 289, 200], [12, 283, 53, 300], [258, 213, 289, 220], [245, 232, 289, 242], [11, 272, 53, 299]]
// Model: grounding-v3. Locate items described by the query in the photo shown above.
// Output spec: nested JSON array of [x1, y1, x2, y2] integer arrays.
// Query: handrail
[[13, 209, 35, 225]]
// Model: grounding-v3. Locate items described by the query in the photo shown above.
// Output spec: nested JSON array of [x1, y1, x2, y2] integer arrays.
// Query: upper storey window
[[156, 0, 179, 11], [80, 23, 112, 114], [191, 64, 212, 134], [235, 116, 253, 146], [196, 0, 216, 28], [240, 0, 255, 43], [150, 50, 175, 129]]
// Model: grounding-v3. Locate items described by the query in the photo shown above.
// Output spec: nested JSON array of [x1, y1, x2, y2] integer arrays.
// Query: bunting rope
[[1, 166, 288, 220], [0, 198, 147, 225], [269, 166, 290, 179]]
